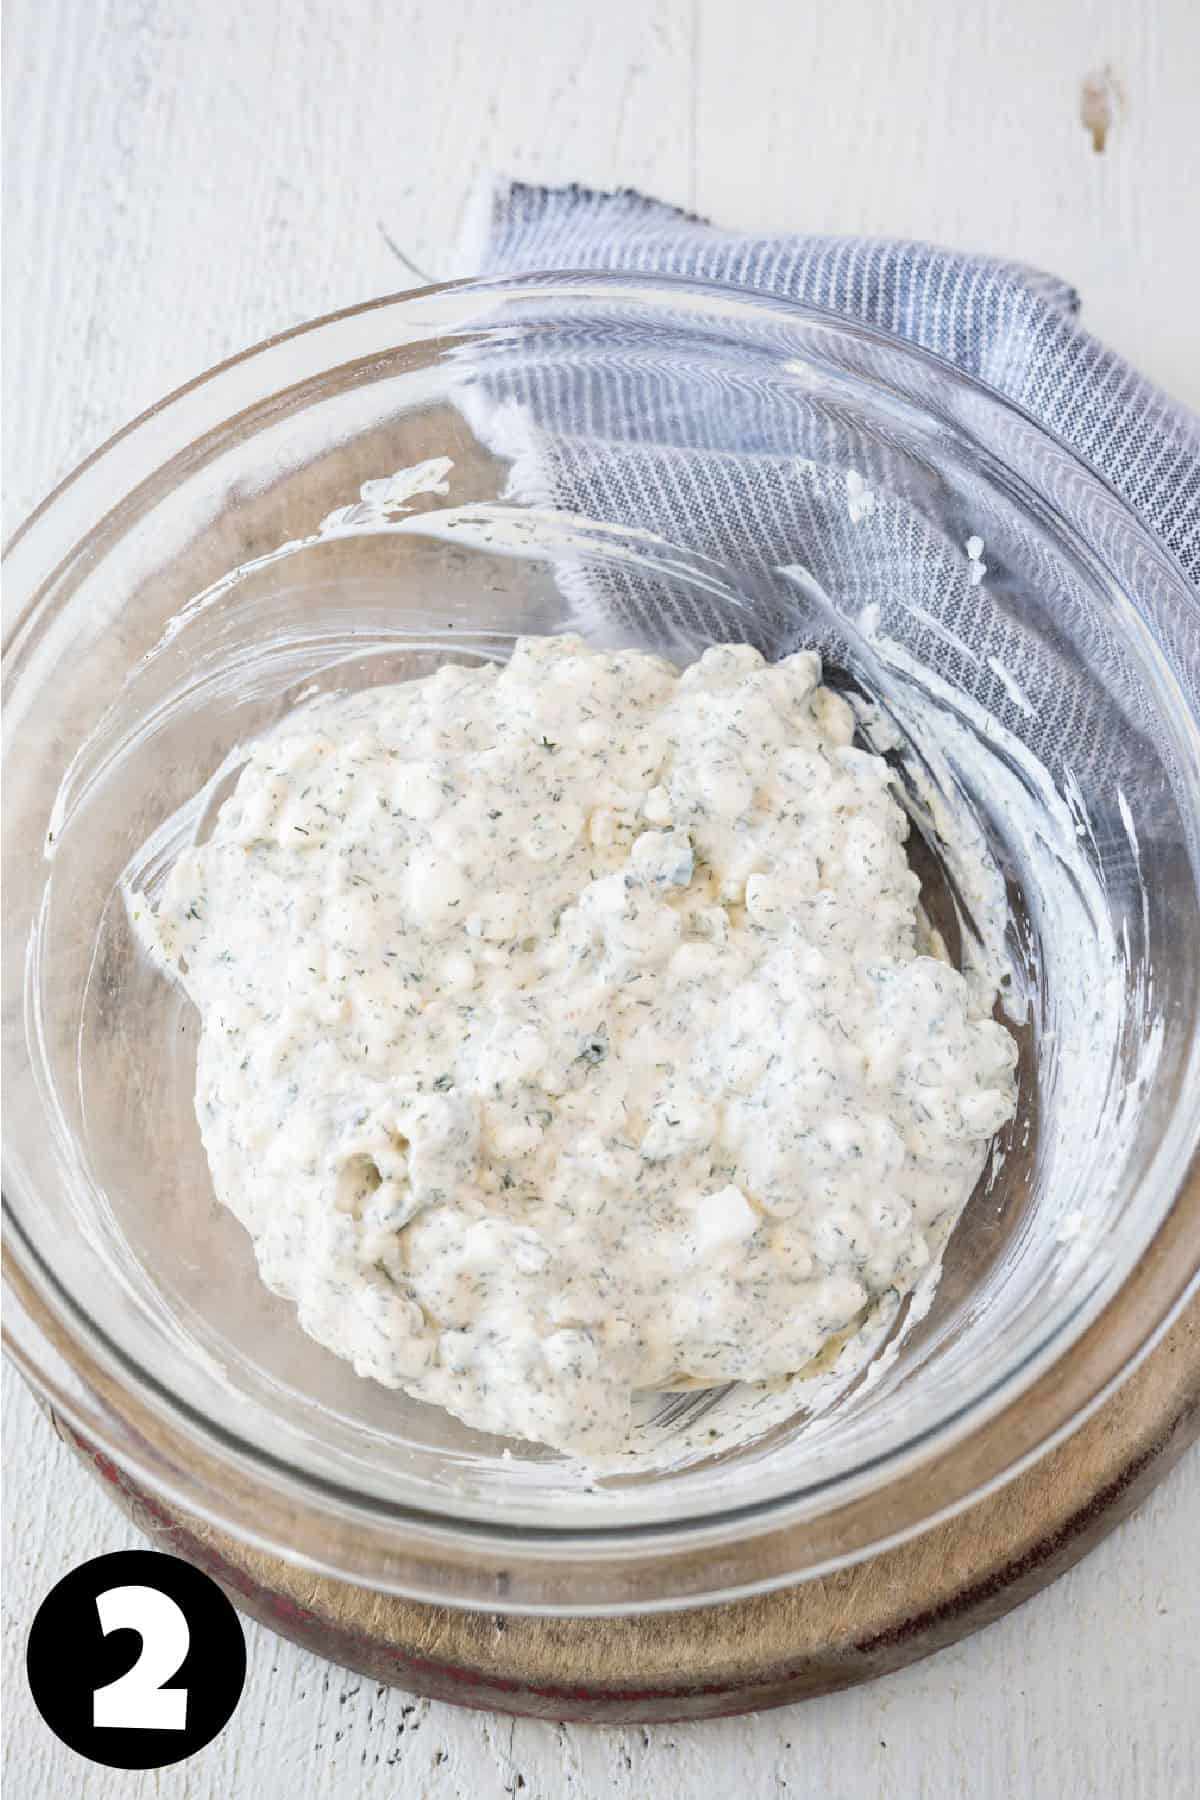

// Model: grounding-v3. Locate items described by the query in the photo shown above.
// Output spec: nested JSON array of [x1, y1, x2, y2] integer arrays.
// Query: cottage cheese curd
[[153, 635, 1017, 1453]]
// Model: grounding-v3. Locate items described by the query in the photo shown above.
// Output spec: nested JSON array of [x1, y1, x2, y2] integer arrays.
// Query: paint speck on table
[[4, 0, 1198, 1793]]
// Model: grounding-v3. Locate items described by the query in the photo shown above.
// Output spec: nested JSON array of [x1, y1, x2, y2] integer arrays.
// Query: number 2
[[92, 1585, 189, 1730]]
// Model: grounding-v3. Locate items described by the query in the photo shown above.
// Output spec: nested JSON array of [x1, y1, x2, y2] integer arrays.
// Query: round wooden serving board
[[54, 1291, 1200, 1725]]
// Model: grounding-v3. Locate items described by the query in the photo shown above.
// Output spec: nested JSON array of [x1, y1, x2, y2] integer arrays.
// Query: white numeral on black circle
[[92, 1586, 189, 1730]]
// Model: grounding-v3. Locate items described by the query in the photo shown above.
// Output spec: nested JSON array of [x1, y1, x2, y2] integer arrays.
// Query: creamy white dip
[[153, 635, 1017, 1453]]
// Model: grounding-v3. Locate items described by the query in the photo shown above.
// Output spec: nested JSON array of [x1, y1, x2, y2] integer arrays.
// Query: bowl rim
[[4, 270, 1200, 1609]]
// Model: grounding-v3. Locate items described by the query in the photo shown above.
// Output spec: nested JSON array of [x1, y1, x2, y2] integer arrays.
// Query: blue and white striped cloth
[[470, 180, 1199, 588], [454, 181, 1199, 821]]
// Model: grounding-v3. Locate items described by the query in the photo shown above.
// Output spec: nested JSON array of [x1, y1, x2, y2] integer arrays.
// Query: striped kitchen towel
[[449, 179, 1199, 810], [463, 179, 1199, 587]]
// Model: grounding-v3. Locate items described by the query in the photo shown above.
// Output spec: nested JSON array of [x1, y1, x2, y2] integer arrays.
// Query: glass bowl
[[4, 274, 1199, 1614]]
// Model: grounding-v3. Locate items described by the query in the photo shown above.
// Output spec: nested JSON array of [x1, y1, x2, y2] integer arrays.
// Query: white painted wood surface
[[4, 1, 1198, 1794]]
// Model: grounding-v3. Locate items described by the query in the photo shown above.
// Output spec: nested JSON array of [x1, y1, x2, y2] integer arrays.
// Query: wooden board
[[54, 1290, 1200, 1725], [7, 0, 1200, 1784]]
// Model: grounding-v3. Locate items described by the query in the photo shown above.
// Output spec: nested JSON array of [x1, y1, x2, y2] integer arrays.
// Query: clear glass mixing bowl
[[4, 275, 1199, 1613]]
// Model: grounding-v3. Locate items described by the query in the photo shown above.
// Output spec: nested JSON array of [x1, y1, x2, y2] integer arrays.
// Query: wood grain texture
[[4, 0, 1199, 1792], [4, 0, 1198, 540], [42, 1292, 1200, 1725], [6, 1368, 1199, 1798]]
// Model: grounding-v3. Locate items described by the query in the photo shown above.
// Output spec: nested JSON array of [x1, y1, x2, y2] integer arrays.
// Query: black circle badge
[[26, 1549, 246, 1769]]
